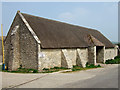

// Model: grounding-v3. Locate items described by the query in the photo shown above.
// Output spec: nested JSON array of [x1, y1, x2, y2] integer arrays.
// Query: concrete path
[[1, 64, 119, 89]]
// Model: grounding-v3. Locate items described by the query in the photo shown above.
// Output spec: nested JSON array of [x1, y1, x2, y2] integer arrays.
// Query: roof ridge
[[21, 12, 98, 32], [18, 11, 41, 44]]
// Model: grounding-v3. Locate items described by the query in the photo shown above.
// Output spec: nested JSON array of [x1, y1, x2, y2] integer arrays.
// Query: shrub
[[43, 68, 49, 70], [105, 58, 120, 64], [33, 69, 38, 73], [86, 64, 95, 68], [97, 64, 101, 67], [86, 62, 89, 67], [54, 67, 60, 69], [114, 55, 120, 59]]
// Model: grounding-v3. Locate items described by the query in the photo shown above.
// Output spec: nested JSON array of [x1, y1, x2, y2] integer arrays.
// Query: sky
[[0, 2, 118, 42]]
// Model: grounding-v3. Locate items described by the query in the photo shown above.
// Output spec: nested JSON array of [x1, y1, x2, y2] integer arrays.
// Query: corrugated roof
[[21, 13, 114, 48]]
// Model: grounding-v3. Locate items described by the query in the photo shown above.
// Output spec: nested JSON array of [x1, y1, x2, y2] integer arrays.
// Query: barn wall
[[88, 46, 96, 65], [38, 48, 88, 70], [105, 46, 118, 61], [4, 13, 21, 70], [61, 49, 76, 68], [10, 26, 20, 70], [38, 49, 61, 70], [38, 46, 118, 71], [19, 16, 38, 70], [76, 48, 88, 67], [4, 13, 38, 70]]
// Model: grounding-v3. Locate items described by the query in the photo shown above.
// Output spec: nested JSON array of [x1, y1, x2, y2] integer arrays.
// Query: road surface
[[1, 64, 119, 89]]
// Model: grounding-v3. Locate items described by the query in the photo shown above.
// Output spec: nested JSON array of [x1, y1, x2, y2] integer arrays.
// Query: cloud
[[58, 12, 75, 22], [57, 7, 89, 23]]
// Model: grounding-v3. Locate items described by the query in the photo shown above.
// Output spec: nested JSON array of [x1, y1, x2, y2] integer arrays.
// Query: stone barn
[[4, 11, 118, 71]]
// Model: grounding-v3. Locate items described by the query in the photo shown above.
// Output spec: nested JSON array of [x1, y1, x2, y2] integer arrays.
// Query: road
[[1, 64, 119, 89], [59, 64, 119, 88]]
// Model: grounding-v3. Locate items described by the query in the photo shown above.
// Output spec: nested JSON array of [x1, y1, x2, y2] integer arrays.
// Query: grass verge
[[3, 68, 38, 73], [63, 64, 101, 73], [42, 67, 68, 73], [2, 67, 68, 73]]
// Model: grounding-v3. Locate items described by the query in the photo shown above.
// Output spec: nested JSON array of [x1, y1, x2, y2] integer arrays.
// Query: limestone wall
[[19, 17, 38, 70], [105, 47, 118, 60], [38, 49, 61, 70], [76, 48, 88, 67], [88, 46, 96, 65], [61, 49, 76, 68], [10, 25, 20, 70], [4, 13, 38, 70], [38, 46, 118, 70], [38, 48, 88, 70], [4, 13, 21, 70]]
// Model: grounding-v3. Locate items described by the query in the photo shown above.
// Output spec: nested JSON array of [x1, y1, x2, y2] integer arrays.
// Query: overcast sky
[[1, 2, 118, 42]]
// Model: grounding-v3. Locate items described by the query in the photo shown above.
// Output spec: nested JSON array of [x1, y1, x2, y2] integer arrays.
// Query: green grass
[[3, 68, 38, 73], [2, 64, 102, 73], [64, 64, 101, 73], [105, 55, 120, 64], [2, 66, 68, 73], [105, 59, 120, 64], [42, 67, 67, 73]]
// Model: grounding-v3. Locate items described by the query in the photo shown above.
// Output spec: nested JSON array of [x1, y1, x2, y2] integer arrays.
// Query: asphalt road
[[59, 64, 119, 88], [1, 64, 119, 89]]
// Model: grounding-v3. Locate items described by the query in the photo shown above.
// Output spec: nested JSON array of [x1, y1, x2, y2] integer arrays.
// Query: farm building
[[4, 11, 118, 71]]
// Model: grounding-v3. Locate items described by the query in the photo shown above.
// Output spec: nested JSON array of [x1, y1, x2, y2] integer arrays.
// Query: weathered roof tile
[[22, 13, 114, 48]]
